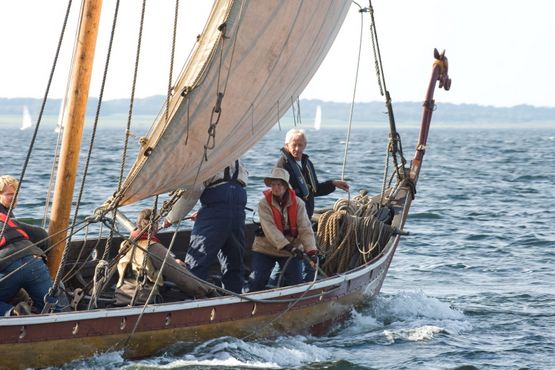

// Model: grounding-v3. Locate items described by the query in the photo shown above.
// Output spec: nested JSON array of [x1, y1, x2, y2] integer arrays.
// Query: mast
[[47, 0, 103, 277]]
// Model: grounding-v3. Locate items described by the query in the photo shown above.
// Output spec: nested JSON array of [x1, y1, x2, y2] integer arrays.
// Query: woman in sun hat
[[245, 168, 319, 292]]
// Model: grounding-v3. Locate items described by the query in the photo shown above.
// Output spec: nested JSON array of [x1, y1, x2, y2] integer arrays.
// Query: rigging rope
[[366, 0, 408, 183], [116, 0, 146, 196], [340, 3, 365, 184], [0, 0, 73, 243], [50, 0, 123, 305], [97, 0, 147, 284]]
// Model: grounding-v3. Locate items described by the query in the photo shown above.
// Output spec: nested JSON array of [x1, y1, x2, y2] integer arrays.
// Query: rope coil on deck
[[317, 193, 395, 275]]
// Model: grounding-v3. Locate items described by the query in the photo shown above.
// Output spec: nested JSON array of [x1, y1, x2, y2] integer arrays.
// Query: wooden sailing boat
[[0, 1, 451, 368]]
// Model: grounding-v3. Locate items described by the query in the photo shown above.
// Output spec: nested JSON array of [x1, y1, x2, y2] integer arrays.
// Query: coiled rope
[[317, 193, 394, 275]]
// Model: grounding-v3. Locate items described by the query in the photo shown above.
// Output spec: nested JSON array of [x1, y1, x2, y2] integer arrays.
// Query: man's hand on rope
[[162, 212, 197, 229], [333, 180, 350, 192], [283, 243, 303, 259], [162, 218, 172, 229]]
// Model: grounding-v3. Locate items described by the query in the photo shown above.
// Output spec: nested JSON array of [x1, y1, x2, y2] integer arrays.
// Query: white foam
[[340, 308, 382, 336], [159, 336, 332, 369], [384, 324, 445, 342], [374, 290, 465, 321]]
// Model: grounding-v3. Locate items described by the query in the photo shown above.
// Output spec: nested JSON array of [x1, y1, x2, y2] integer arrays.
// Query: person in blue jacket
[[165, 160, 248, 294]]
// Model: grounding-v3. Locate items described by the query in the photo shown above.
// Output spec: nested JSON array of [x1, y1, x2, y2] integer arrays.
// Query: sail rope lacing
[[186, 0, 246, 205], [202, 1, 245, 158], [0, 0, 73, 244]]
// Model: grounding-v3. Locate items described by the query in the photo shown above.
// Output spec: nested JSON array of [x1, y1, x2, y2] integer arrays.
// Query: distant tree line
[[1, 96, 554, 123]]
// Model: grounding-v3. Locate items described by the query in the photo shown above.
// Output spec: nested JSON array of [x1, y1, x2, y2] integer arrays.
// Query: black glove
[[306, 249, 319, 264], [283, 244, 303, 259]]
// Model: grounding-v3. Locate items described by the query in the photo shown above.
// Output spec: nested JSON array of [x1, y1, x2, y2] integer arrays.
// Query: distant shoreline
[[1, 96, 554, 124], [1, 114, 553, 131]]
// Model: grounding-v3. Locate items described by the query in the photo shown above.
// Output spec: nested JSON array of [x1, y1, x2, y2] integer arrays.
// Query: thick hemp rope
[[316, 194, 394, 275]]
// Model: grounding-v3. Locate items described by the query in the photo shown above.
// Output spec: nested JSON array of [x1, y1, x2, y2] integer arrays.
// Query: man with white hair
[[275, 128, 349, 281], [277, 128, 349, 219]]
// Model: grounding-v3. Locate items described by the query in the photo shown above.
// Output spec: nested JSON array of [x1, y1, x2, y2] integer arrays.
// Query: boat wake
[[354, 291, 472, 344], [54, 291, 470, 369]]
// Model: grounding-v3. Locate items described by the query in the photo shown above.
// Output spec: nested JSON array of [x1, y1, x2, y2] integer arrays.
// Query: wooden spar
[[47, 0, 103, 278], [409, 49, 451, 185]]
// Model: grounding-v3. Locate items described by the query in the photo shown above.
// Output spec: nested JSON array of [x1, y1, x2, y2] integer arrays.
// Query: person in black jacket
[[275, 128, 349, 281]]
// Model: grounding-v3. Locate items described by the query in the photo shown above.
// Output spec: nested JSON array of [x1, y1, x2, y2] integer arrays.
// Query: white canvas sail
[[114, 0, 351, 206], [314, 105, 322, 130], [21, 106, 32, 130]]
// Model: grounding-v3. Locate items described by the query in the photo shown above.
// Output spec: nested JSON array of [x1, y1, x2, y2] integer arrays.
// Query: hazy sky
[[1, 0, 553, 108]]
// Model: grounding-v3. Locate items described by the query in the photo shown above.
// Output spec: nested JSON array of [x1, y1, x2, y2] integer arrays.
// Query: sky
[[0, 0, 554, 108]]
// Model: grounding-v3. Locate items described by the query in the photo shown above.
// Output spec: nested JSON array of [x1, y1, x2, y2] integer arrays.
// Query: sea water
[[2, 121, 554, 369]]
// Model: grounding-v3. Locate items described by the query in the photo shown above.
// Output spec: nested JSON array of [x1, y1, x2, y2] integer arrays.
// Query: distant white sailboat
[[54, 100, 65, 133], [20, 106, 33, 130], [314, 105, 322, 130]]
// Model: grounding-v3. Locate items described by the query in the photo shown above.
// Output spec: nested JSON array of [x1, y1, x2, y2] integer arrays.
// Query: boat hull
[[0, 228, 399, 369]]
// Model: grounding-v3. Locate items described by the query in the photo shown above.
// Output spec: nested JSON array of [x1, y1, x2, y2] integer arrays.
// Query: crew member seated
[[0, 175, 62, 316], [115, 208, 216, 305], [246, 168, 319, 292]]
